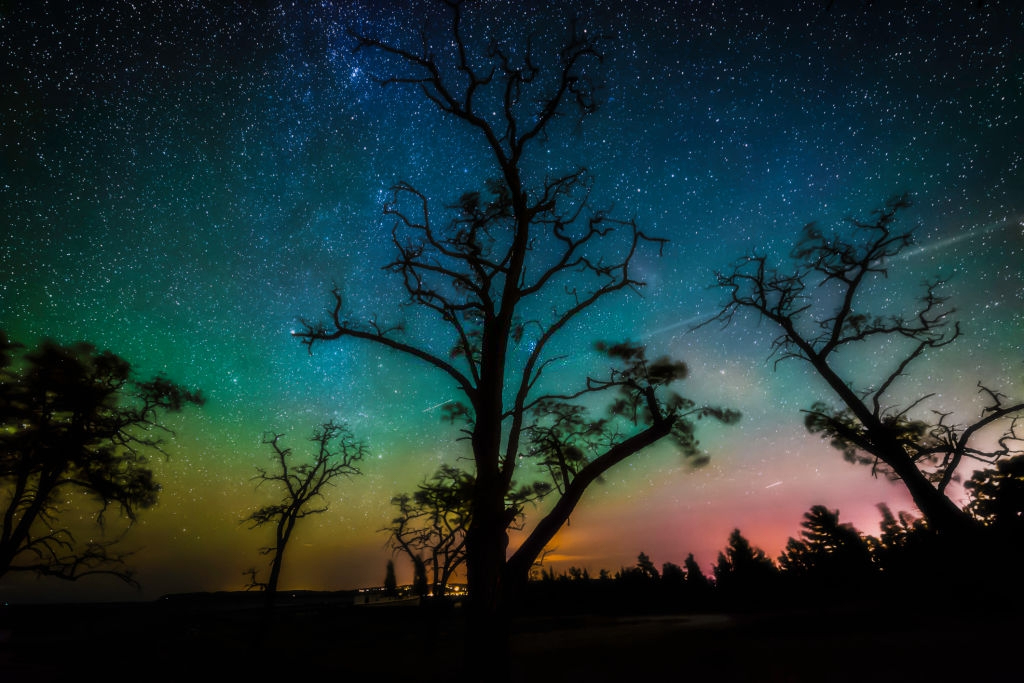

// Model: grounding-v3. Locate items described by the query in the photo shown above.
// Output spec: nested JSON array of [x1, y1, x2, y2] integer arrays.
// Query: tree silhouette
[[387, 463, 551, 598], [385, 464, 472, 598], [869, 503, 924, 567], [704, 196, 1023, 535], [777, 505, 874, 595], [636, 551, 660, 581], [294, 0, 738, 666], [713, 529, 778, 608], [965, 453, 1024, 535], [617, 551, 661, 588], [242, 421, 364, 605], [0, 331, 202, 584], [661, 561, 685, 585], [683, 552, 714, 607]]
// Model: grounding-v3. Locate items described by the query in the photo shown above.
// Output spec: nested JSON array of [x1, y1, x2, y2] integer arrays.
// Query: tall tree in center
[[295, 1, 737, 672]]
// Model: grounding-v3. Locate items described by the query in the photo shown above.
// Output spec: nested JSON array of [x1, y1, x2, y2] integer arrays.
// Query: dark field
[[1, 593, 1018, 682]]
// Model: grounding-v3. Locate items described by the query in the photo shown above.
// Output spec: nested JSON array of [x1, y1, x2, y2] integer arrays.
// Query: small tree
[[385, 464, 472, 598], [636, 552, 660, 581], [0, 332, 202, 584], [242, 421, 364, 605], [386, 463, 548, 597], [706, 196, 1023, 535]]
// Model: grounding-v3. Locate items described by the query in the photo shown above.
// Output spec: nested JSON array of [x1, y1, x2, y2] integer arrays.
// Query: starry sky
[[1, 0, 1022, 603]]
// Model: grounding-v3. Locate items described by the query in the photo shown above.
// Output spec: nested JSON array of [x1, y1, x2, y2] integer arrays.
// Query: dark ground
[[1, 592, 1019, 682]]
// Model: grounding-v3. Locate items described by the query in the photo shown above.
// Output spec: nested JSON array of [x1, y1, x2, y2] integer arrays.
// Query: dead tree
[[385, 465, 472, 598], [705, 195, 1023, 536], [295, 0, 737, 671], [242, 421, 364, 605]]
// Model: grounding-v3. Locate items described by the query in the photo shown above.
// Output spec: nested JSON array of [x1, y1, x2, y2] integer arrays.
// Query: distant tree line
[[519, 489, 1024, 616]]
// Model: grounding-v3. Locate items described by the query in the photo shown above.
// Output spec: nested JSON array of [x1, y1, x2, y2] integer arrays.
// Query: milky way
[[2, 0, 1021, 601]]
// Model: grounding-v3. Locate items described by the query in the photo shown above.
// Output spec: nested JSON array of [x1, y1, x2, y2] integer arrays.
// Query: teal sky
[[1, 0, 1022, 602]]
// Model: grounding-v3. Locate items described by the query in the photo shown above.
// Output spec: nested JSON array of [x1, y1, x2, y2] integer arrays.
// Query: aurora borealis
[[2, 1, 1022, 603]]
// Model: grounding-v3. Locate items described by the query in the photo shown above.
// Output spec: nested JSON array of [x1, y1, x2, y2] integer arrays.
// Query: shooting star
[[644, 312, 709, 339], [897, 216, 1023, 261], [764, 480, 784, 489], [637, 218, 1022, 342], [422, 399, 454, 413]]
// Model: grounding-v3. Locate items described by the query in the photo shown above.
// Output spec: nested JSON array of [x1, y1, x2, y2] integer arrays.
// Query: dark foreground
[[1, 593, 1018, 682]]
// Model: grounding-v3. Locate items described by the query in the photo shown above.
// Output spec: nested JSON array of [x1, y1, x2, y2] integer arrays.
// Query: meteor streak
[[422, 399, 454, 413]]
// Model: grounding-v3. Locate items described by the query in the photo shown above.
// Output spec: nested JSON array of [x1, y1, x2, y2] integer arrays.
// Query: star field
[[1, 0, 1022, 601]]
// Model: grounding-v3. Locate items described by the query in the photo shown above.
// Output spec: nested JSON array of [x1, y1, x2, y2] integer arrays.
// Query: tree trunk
[[883, 447, 977, 536], [463, 372, 511, 675], [505, 419, 675, 587], [265, 516, 293, 609], [264, 549, 283, 608], [802, 343, 978, 537], [460, 271, 519, 678], [462, 461, 510, 681]]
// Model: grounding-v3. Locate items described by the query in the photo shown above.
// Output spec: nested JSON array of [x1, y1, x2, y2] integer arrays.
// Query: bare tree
[[242, 421, 364, 605], [295, 0, 737, 667], [385, 464, 472, 598], [0, 331, 203, 585], [385, 463, 548, 598], [705, 195, 1024, 535]]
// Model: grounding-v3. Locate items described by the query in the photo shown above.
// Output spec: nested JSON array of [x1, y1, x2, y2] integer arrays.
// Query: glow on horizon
[[1, 1, 1021, 602]]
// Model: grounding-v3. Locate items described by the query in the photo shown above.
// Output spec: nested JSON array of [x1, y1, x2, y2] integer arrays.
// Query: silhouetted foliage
[[385, 464, 472, 598], [636, 551, 660, 581], [0, 332, 203, 584], [778, 505, 874, 596], [682, 553, 714, 608], [241, 421, 364, 605], [615, 551, 661, 591], [963, 455, 1024, 585], [867, 503, 925, 574], [385, 464, 550, 597], [966, 453, 1024, 535], [518, 494, 1024, 616], [705, 196, 1024, 535], [661, 561, 685, 586], [390, 462, 563, 597], [714, 529, 778, 609], [293, 0, 739, 670]]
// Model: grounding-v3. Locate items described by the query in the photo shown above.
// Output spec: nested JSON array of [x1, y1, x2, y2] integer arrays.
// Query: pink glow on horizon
[[532, 445, 920, 576]]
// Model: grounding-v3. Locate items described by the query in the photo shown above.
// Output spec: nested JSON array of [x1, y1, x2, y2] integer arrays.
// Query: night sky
[[2, 0, 1021, 603]]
